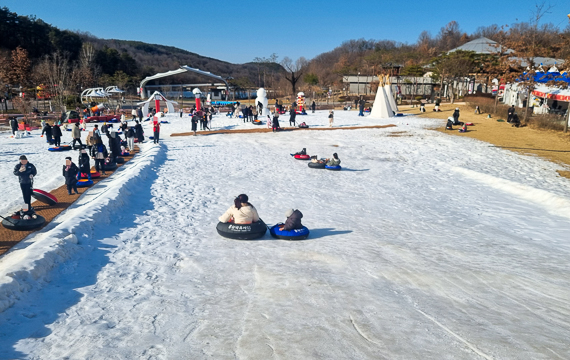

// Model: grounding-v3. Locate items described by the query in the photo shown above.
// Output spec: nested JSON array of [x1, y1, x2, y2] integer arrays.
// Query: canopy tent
[[533, 85, 570, 102]]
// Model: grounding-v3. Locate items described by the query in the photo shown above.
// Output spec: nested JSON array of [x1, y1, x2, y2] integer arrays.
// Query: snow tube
[[121, 152, 130, 156], [116, 157, 125, 164], [32, 189, 58, 205], [105, 162, 117, 170], [149, 136, 154, 140], [216, 220, 267, 240], [396, 113, 404, 116], [308, 162, 326, 169], [77, 179, 93, 187], [160, 121, 169, 124], [298, 125, 309, 128], [253, 120, 263, 125], [48, 145, 72, 151], [325, 165, 342, 171], [466, 122, 474, 126], [269, 224, 310, 240], [2, 214, 46, 231], [81, 171, 100, 179], [107, 118, 119, 123], [293, 154, 310, 160]]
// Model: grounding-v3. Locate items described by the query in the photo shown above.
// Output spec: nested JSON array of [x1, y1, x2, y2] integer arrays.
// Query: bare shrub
[[527, 114, 566, 131]]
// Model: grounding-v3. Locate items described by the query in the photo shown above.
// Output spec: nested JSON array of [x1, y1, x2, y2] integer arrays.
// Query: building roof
[[448, 37, 513, 55]]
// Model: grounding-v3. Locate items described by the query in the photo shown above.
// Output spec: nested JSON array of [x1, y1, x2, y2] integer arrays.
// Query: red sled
[[32, 189, 58, 206]]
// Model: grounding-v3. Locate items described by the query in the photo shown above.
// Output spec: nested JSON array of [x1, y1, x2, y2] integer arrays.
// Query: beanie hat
[[65, 156, 72, 160], [285, 209, 294, 218], [19, 155, 27, 160]]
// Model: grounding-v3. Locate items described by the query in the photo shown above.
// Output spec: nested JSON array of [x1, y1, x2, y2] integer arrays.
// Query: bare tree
[[281, 57, 308, 97], [35, 52, 72, 112]]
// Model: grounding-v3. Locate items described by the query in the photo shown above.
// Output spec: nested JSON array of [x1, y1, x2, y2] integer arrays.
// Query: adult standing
[[289, 107, 297, 127], [121, 120, 128, 140], [191, 112, 199, 135], [52, 123, 63, 147], [126, 127, 135, 151], [9, 117, 18, 136], [134, 120, 144, 143], [131, 108, 137, 121], [311, 101, 316, 113], [13, 155, 37, 212], [248, 105, 254, 122], [137, 107, 143, 122], [78, 149, 91, 180], [242, 106, 248, 123], [72, 122, 83, 149], [153, 119, 161, 144], [42, 122, 53, 144], [358, 98, 365, 116], [507, 105, 515, 122], [90, 138, 108, 175], [452, 108, 460, 125], [62, 156, 79, 195]]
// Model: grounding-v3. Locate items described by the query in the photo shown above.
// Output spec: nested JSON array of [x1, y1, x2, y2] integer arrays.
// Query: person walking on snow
[[90, 138, 108, 175], [72, 122, 83, 149], [134, 120, 144, 143], [52, 123, 62, 147], [13, 155, 37, 213], [42, 122, 53, 144], [126, 127, 135, 152], [289, 107, 297, 127], [9, 117, 18, 136], [153, 119, 161, 144], [311, 101, 316, 113], [358, 98, 365, 116], [328, 110, 334, 127]]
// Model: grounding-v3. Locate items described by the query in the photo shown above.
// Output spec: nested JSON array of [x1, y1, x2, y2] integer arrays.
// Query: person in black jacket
[[90, 139, 108, 174], [63, 157, 79, 195], [13, 155, 37, 212], [137, 107, 143, 122], [78, 149, 91, 180], [42, 123, 53, 144], [107, 131, 121, 163], [452, 108, 462, 125], [289, 108, 297, 127], [280, 209, 304, 231], [507, 105, 515, 122], [10, 117, 18, 136], [191, 112, 199, 135], [134, 120, 144, 142], [52, 124, 63, 147], [311, 101, 316, 113]]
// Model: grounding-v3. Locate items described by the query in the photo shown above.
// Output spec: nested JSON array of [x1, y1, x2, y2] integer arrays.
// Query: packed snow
[[1, 110, 570, 359]]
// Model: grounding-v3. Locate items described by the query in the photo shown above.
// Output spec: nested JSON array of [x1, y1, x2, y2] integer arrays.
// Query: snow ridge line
[[415, 309, 494, 360], [0, 143, 162, 314], [451, 166, 570, 221]]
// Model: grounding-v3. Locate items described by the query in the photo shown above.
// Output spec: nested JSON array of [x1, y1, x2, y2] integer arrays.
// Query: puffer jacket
[[14, 162, 37, 184], [326, 157, 341, 166], [62, 163, 79, 185], [282, 209, 303, 231], [72, 125, 81, 138], [219, 204, 260, 224]]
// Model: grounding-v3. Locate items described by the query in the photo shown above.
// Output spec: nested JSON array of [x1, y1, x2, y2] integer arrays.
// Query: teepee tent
[[370, 75, 395, 119], [384, 77, 398, 112]]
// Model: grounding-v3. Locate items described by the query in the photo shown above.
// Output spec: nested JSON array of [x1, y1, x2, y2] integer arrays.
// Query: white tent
[[384, 82, 398, 112], [370, 75, 394, 119]]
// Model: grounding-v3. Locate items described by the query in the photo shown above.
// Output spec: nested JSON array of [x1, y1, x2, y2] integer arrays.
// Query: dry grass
[[399, 103, 570, 180]]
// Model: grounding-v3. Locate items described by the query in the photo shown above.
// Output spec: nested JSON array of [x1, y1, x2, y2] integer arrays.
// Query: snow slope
[[1, 111, 570, 359]]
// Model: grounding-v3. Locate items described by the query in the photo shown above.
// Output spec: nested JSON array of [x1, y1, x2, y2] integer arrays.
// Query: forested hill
[[0, 7, 272, 87]]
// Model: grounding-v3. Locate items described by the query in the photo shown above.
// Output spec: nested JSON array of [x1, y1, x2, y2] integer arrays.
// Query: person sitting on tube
[[325, 153, 341, 166], [279, 209, 304, 231], [219, 194, 260, 224]]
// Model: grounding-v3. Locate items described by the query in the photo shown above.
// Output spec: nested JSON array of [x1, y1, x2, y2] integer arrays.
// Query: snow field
[[0, 111, 570, 359]]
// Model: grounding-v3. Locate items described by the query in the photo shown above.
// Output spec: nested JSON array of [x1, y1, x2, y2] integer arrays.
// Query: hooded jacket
[[282, 209, 303, 231], [62, 163, 79, 185], [219, 204, 260, 224]]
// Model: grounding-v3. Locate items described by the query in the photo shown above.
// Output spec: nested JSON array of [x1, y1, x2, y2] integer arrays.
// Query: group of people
[[218, 194, 304, 232], [190, 107, 214, 135]]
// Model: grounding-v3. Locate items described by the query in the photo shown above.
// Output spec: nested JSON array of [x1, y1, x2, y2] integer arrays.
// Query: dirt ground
[[399, 103, 570, 180]]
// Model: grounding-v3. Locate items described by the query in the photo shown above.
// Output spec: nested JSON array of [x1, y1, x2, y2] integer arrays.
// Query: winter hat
[[455, 108, 459, 110], [65, 156, 72, 160], [19, 155, 27, 160], [285, 209, 294, 218]]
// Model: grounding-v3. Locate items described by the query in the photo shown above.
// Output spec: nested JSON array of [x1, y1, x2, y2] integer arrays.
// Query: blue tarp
[[211, 101, 237, 105], [518, 72, 570, 83]]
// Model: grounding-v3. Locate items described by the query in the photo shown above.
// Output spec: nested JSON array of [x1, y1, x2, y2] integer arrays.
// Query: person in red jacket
[[153, 119, 160, 144]]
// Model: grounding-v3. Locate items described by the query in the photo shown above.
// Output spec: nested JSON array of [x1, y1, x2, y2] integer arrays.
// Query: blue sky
[[3, 0, 568, 64]]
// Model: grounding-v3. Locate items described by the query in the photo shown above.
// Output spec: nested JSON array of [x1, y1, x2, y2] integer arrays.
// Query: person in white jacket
[[218, 194, 260, 224]]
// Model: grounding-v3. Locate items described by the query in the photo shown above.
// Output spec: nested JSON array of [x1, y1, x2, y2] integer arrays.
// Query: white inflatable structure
[[137, 91, 178, 117], [370, 75, 395, 119], [255, 88, 270, 117]]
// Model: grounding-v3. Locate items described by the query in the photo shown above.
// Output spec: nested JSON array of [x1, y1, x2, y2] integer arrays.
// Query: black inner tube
[[308, 162, 326, 169], [216, 220, 267, 240], [2, 215, 46, 231]]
